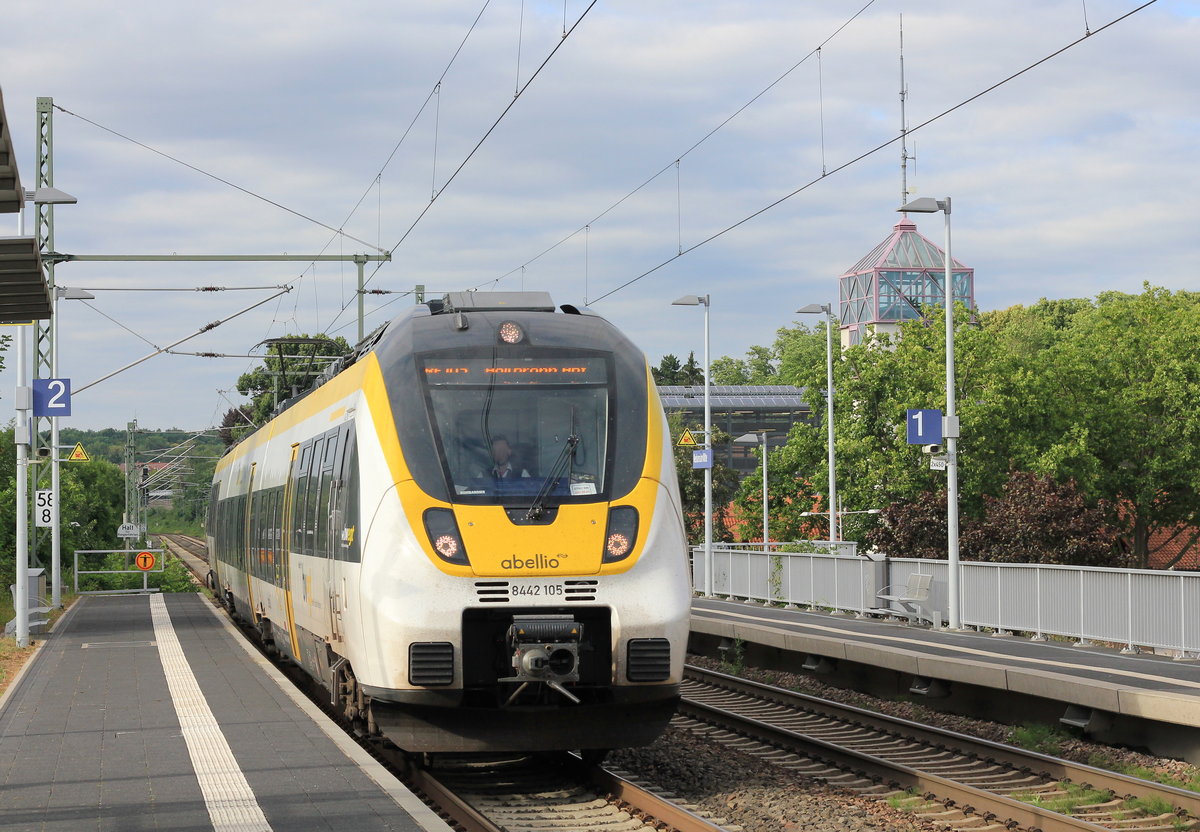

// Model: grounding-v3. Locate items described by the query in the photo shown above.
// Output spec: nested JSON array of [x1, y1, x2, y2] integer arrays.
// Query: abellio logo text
[[502, 553, 566, 570]]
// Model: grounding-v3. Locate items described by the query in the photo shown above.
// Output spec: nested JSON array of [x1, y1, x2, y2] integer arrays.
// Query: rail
[[682, 664, 1200, 832]]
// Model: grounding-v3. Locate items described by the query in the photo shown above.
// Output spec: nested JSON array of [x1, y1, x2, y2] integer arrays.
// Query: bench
[[873, 573, 936, 625]]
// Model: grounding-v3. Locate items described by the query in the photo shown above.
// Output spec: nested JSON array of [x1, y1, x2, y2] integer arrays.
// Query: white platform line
[[150, 594, 273, 832]]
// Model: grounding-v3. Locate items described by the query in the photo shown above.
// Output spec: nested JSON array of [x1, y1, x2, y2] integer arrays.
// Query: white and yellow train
[[206, 292, 691, 753]]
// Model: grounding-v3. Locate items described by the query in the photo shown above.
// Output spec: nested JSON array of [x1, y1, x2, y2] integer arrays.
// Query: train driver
[[488, 435, 530, 480]]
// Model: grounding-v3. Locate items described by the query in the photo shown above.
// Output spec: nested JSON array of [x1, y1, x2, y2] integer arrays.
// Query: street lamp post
[[734, 432, 769, 552], [796, 303, 837, 542], [672, 294, 712, 596], [11, 187, 77, 645], [898, 196, 961, 630]]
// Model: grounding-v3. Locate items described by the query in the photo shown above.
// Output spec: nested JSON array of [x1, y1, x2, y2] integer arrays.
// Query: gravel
[[609, 725, 937, 832], [605, 655, 1200, 832]]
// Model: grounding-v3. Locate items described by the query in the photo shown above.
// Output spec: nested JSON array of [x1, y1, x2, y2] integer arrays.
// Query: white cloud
[[1, 0, 1196, 429]]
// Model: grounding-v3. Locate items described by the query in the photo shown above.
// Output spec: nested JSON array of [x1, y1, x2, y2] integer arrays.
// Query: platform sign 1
[[35, 489, 56, 528], [32, 378, 71, 417], [692, 449, 713, 469], [906, 408, 943, 445]]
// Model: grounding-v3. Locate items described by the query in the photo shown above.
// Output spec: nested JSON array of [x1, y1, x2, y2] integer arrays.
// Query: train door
[[319, 432, 345, 647], [280, 444, 302, 658]]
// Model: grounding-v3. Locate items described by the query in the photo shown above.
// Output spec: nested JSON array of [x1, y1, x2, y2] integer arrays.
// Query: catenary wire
[[477, 0, 880, 290], [321, 0, 599, 335], [52, 104, 388, 256], [587, 0, 1157, 305]]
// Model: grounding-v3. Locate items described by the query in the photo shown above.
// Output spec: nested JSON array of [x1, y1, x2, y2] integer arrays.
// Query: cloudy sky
[[1, 0, 1196, 431]]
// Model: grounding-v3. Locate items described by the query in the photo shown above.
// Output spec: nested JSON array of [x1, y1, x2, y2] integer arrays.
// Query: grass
[[0, 637, 37, 699], [886, 788, 922, 810], [718, 637, 746, 675], [1012, 783, 1112, 814], [1088, 752, 1200, 794], [1010, 722, 1070, 755]]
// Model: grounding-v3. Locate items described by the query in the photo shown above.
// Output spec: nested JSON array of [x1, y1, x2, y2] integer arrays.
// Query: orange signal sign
[[135, 551, 156, 572]]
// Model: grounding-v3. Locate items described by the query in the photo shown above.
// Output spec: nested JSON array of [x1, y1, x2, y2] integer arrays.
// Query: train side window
[[316, 428, 339, 558], [334, 423, 359, 563], [292, 441, 312, 554]]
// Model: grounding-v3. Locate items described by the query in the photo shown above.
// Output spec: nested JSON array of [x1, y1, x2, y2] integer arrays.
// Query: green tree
[[236, 334, 350, 426], [1029, 286, 1200, 566], [678, 351, 704, 386], [0, 427, 126, 592], [726, 285, 1200, 567], [651, 354, 684, 385], [666, 412, 739, 544]]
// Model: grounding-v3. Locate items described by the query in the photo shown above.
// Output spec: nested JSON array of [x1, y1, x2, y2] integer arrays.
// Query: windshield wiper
[[525, 435, 579, 521]]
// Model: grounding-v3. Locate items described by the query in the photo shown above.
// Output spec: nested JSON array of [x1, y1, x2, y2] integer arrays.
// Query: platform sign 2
[[906, 408, 942, 444], [32, 378, 71, 417], [692, 449, 713, 470]]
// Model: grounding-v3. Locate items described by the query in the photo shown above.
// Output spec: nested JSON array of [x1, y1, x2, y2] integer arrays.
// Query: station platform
[[690, 598, 1200, 762], [0, 593, 451, 832]]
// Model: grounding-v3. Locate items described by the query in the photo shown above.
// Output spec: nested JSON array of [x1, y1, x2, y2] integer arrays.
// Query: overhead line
[[588, 0, 1158, 305], [323, 0, 599, 334], [75, 288, 292, 395], [52, 104, 388, 256], [479, 0, 881, 290]]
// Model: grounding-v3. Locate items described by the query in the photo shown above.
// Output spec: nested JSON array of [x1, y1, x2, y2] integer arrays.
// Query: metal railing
[[691, 545, 1200, 655], [74, 548, 165, 594]]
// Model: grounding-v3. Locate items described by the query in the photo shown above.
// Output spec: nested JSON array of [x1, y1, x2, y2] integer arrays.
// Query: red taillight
[[603, 507, 639, 563], [423, 509, 469, 565]]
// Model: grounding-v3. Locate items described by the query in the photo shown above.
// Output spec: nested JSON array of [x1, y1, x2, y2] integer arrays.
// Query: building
[[838, 216, 974, 348], [657, 385, 813, 477]]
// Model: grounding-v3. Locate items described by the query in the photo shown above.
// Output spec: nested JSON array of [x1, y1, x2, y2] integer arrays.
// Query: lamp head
[[56, 287, 95, 300], [898, 196, 948, 214], [795, 303, 830, 315], [672, 294, 705, 306], [733, 432, 761, 445], [31, 187, 78, 205]]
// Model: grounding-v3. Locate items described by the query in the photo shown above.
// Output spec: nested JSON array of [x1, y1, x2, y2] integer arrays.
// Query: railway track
[[398, 753, 735, 832], [681, 665, 1200, 832], [157, 534, 729, 832]]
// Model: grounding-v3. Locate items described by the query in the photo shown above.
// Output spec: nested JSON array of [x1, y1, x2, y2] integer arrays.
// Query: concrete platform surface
[[0, 593, 451, 832], [692, 598, 1200, 727]]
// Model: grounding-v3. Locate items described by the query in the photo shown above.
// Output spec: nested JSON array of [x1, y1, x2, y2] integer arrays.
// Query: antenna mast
[[899, 14, 915, 210]]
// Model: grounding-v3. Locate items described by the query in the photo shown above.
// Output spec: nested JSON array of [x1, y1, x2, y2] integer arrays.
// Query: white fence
[[691, 545, 1200, 654]]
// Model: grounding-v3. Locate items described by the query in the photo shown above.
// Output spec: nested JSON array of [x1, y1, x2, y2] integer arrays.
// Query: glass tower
[[838, 217, 974, 347]]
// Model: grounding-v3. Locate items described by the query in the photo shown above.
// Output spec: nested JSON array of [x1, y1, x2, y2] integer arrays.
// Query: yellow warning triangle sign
[[67, 442, 90, 462], [676, 429, 698, 447]]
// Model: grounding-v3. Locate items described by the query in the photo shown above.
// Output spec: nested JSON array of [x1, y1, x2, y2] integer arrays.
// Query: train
[[206, 291, 692, 753]]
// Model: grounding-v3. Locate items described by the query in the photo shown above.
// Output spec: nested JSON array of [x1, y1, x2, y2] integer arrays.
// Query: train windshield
[[419, 353, 613, 504]]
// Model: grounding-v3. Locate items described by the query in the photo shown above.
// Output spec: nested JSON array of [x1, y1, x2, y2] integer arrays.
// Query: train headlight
[[423, 508, 470, 565], [498, 321, 524, 344], [603, 506, 639, 563]]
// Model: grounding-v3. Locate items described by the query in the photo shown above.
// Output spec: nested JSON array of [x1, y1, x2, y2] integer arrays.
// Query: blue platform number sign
[[906, 408, 941, 444], [692, 449, 713, 470], [32, 378, 72, 417]]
